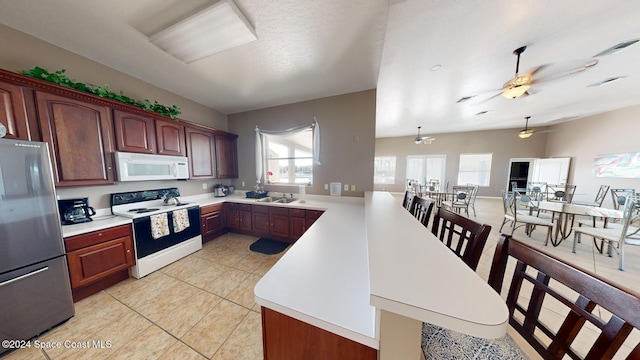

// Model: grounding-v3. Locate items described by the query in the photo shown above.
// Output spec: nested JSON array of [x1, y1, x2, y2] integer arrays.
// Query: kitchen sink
[[256, 197, 297, 203]]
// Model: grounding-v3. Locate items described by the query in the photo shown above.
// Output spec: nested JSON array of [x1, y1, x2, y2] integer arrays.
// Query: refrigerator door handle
[[0, 266, 49, 288]]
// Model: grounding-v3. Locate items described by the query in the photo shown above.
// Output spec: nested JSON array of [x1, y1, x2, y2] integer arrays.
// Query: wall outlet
[[344, 184, 349, 191], [242, 181, 245, 187], [350, 185, 356, 191], [324, 184, 329, 190], [202, 183, 207, 189]]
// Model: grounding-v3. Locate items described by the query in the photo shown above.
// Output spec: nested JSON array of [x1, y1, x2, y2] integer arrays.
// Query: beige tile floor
[[4, 196, 639, 359]]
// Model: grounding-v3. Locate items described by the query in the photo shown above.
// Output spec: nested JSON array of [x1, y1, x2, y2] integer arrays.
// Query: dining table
[[535, 201, 624, 246]]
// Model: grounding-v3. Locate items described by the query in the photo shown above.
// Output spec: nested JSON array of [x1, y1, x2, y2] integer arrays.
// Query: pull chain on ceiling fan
[[414, 126, 435, 144]]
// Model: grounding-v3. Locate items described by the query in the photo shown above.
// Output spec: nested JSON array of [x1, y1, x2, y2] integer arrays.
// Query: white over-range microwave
[[114, 152, 189, 182]]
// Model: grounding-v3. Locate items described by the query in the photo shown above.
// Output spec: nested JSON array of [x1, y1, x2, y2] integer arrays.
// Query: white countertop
[[366, 191, 508, 339], [61, 215, 132, 238], [253, 195, 377, 348]]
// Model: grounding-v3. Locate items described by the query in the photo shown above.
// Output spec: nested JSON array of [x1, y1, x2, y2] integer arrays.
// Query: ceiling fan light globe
[[502, 84, 530, 99], [414, 137, 423, 144], [518, 130, 533, 139]]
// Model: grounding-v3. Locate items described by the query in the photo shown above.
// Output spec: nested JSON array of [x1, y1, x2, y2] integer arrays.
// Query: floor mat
[[249, 238, 290, 255]]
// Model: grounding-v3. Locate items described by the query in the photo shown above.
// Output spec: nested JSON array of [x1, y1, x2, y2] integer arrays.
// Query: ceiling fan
[[414, 126, 435, 144], [468, 46, 599, 102], [518, 116, 535, 138]]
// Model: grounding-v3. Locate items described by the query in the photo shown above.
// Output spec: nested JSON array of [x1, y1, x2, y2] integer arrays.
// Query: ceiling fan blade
[[476, 91, 504, 104], [531, 59, 599, 85]]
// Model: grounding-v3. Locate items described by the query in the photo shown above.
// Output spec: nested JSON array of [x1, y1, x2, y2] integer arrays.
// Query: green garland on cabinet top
[[19, 67, 181, 119]]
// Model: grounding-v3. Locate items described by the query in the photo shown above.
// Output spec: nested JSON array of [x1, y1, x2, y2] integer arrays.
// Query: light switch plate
[[330, 182, 342, 196], [344, 184, 349, 191], [351, 185, 356, 191]]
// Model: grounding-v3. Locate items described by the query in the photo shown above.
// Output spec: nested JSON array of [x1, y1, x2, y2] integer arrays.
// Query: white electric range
[[111, 188, 201, 278]]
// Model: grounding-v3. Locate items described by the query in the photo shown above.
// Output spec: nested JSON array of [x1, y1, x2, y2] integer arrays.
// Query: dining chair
[[466, 183, 479, 217], [422, 234, 640, 360], [573, 194, 640, 270], [575, 185, 611, 228], [527, 182, 547, 199], [430, 207, 491, 270], [546, 184, 577, 203], [573, 184, 610, 207], [610, 188, 636, 209], [410, 196, 435, 229], [441, 185, 473, 217], [499, 190, 554, 246], [402, 190, 416, 212]]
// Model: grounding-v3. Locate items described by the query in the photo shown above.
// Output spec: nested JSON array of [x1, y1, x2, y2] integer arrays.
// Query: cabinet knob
[[98, 233, 102, 236], [126, 250, 130, 253]]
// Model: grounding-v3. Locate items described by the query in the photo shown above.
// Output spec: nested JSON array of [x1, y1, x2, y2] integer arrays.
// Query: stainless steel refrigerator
[[0, 138, 74, 355]]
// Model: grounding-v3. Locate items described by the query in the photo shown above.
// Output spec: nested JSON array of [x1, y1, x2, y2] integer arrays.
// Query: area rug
[[249, 238, 289, 255]]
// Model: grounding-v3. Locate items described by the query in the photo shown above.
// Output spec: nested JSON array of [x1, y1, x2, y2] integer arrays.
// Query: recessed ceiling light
[[431, 64, 442, 71]]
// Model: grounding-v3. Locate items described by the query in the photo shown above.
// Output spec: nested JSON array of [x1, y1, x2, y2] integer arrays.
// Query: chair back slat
[[410, 196, 435, 229], [430, 207, 491, 270], [402, 191, 416, 212], [489, 235, 640, 360]]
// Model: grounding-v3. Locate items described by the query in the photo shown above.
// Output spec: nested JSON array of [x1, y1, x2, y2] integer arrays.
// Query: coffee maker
[[57, 198, 96, 225]]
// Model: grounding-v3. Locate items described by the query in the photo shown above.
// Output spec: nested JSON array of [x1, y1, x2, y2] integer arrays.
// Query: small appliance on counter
[[58, 198, 96, 225], [214, 184, 231, 197]]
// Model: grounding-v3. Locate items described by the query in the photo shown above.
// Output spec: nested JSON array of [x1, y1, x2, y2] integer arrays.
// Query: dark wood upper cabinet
[[156, 119, 185, 156], [35, 91, 115, 186], [214, 133, 238, 178], [113, 109, 156, 154], [0, 81, 32, 140], [185, 125, 216, 178]]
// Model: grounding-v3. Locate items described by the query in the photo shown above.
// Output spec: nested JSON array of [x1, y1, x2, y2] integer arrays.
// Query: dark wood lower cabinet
[[222, 202, 324, 242], [261, 307, 377, 360], [201, 203, 227, 242], [65, 224, 135, 302]]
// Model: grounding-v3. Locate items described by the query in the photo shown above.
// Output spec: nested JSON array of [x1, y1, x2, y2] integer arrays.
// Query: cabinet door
[[202, 210, 225, 240], [0, 81, 31, 140], [214, 134, 238, 178], [239, 210, 253, 231], [225, 203, 240, 229], [306, 210, 324, 229], [113, 109, 157, 153], [156, 119, 186, 156], [290, 216, 306, 241], [66, 236, 135, 289], [252, 210, 270, 235], [270, 208, 290, 239], [36, 91, 115, 186], [185, 126, 216, 178]]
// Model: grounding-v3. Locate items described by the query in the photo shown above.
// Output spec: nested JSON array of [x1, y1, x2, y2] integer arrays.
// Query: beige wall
[[375, 128, 548, 197], [0, 24, 230, 209], [544, 104, 640, 207], [228, 90, 376, 197]]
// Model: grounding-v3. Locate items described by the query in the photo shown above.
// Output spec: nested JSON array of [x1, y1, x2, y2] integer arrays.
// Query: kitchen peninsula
[[254, 191, 509, 359]]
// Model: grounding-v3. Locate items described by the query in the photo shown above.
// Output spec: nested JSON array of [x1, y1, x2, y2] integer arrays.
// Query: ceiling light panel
[[149, 0, 257, 64]]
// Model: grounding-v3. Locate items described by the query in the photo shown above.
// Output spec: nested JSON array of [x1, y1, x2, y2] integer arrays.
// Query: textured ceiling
[[0, 0, 639, 138]]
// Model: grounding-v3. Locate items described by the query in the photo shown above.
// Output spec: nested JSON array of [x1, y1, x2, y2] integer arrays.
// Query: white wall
[[544, 104, 640, 208]]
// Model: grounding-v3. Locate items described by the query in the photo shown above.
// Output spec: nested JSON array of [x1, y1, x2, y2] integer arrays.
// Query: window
[[263, 128, 313, 185], [406, 154, 446, 186], [374, 156, 396, 184], [458, 153, 492, 186]]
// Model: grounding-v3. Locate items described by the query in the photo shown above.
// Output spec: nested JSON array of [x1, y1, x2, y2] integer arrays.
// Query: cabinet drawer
[[289, 208, 306, 218], [252, 204, 269, 214], [269, 207, 289, 216], [66, 236, 135, 288], [201, 203, 223, 215], [65, 224, 132, 252]]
